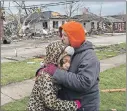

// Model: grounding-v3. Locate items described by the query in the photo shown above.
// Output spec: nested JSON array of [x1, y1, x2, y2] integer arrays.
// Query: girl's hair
[[59, 58, 64, 67]]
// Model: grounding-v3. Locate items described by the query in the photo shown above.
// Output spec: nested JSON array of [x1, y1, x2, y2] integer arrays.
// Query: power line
[[22, 1, 80, 8], [3, 0, 81, 9]]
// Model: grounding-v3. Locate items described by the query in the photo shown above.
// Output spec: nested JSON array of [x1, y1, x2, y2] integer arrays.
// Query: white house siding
[[81, 20, 103, 32], [30, 22, 42, 32], [93, 20, 98, 29], [58, 20, 64, 27], [49, 20, 53, 31], [46, 20, 50, 31], [85, 22, 91, 32], [29, 19, 67, 32], [35, 22, 43, 31], [49, 19, 67, 31], [81, 21, 92, 32]]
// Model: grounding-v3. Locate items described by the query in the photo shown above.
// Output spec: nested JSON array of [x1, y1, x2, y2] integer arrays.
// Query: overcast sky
[[2, 1, 126, 16]]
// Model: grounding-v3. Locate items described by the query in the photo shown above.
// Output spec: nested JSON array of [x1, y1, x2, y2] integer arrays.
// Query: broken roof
[[73, 12, 104, 22], [25, 11, 68, 23], [106, 14, 126, 22], [103, 16, 124, 23]]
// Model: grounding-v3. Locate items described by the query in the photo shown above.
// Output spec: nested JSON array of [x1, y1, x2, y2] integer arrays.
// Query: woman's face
[[60, 55, 71, 71], [61, 30, 70, 45]]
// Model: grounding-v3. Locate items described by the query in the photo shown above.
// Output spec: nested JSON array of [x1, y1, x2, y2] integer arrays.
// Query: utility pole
[[0, 1, 5, 42], [98, 2, 103, 34], [99, 2, 103, 24], [99, 3, 102, 17], [22, 1, 28, 16], [0, 1, 2, 41]]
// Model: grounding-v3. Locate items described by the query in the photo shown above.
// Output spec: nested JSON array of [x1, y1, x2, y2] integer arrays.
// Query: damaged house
[[72, 12, 105, 33], [73, 12, 126, 33], [103, 16, 126, 33], [22, 11, 68, 35]]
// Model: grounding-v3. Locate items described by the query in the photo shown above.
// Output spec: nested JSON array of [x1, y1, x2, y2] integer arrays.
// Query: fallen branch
[[101, 88, 126, 92], [4, 57, 19, 61], [111, 109, 117, 111]]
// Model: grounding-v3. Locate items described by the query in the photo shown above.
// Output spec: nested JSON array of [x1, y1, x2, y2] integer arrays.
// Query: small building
[[103, 16, 126, 33], [24, 11, 68, 33], [72, 13, 104, 32]]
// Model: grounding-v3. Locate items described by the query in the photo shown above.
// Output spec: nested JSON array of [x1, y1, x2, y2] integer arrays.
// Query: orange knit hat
[[59, 21, 86, 48]]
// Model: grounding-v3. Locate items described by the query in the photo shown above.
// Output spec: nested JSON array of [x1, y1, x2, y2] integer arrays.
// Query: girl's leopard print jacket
[[27, 72, 78, 111], [27, 41, 78, 111]]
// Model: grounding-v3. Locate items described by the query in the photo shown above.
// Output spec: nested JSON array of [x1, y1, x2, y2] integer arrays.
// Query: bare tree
[[64, 0, 85, 21], [4, 1, 36, 37], [22, 1, 28, 16], [14, 1, 24, 36], [3, 1, 24, 37], [0, 1, 4, 40]]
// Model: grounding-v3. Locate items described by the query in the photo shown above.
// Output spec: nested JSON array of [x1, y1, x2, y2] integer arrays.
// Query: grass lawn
[[1, 64, 126, 111], [100, 64, 126, 89], [1, 43, 126, 86], [95, 43, 126, 60], [100, 92, 125, 111], [1, 58, 43, 86], [1, 97, 29, 111], [100, 64, 126, 111]]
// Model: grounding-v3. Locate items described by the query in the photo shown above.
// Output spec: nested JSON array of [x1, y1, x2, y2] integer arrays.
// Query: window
[[25, 22, 28, 26], [91, 22, 95, 29], [118, 23, 122, 31], [108, 23, 111, 26], [115, 23, 118, 29], [62, 21, 65, 25], [43, 22, 48, 29], [83, 22, 86, 27], [53, 21, 58, 28], [97, 22, 99, 28]]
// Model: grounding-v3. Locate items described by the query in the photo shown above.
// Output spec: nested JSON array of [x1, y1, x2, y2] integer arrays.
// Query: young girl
[[27, 41, 81, 111]]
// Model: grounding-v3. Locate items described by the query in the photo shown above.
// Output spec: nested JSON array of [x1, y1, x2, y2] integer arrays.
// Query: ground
[[1, 64, 126, 111], [1, 43, 126, 86], [1, 34, 126, 62], [1, 33, 126, 110]]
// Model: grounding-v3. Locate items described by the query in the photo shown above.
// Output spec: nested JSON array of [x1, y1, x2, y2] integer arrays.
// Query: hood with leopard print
[[44, 41, 74, 66], [35, 41, 74, 77]]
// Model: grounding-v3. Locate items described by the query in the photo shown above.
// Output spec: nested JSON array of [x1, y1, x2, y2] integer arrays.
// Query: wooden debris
[[101, 88, 126, 92], [111, 109, 117, 111]]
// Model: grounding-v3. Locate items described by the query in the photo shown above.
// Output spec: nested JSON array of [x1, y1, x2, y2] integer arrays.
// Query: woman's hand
[[43, 63, 57, 76], [75, 100, 81, 109]]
